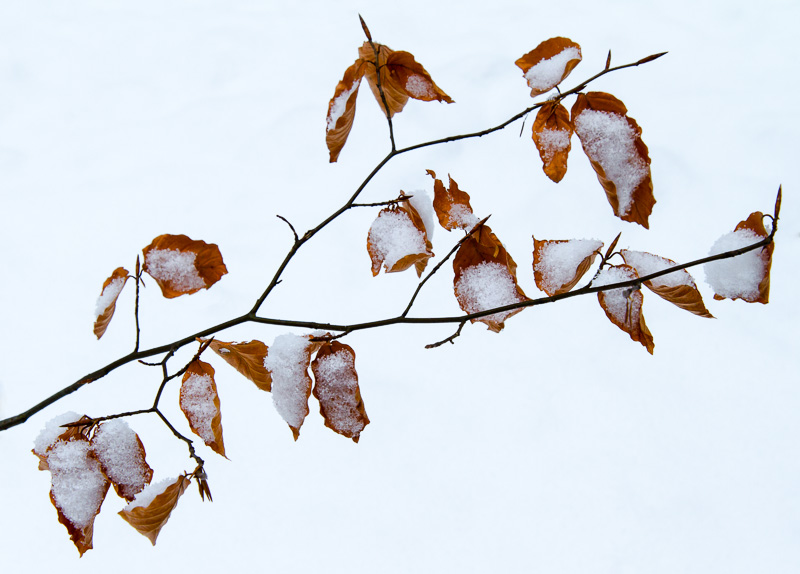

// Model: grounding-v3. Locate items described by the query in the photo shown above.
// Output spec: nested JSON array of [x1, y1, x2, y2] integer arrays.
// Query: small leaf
[[516, 37, 582, 97], [367, 195, 434, 277], [119, 475, 191, 546], [620, 250, 713, 318], [180, 360, 226, 458], [264, 333, 315, 440], [91, 419, 154, 502], [595, 265, 654, 354], [311, 341, 370, 442], [531, 102, 573, 183], [93, 267, 130, 339], [533, 237, 603, 296], [572, 92, 655, 228], [199, 337, 272, 392], [326, 59, 367, 163], [142, 234, 228, 298], [427, 169, 479, 231]]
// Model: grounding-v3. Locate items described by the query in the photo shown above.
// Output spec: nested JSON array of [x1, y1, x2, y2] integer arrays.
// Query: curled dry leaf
[[199, 337, 272, 392], [264, 333, 315, 440], [180, 360, 226, 458], [326, 59, 367, 163], [572, 92, 655, 228], [93, 267, 130, 339], [311, 341, 370, 442], [516, 37, 582, 97], [533, 237, 603, 296], [142, 234, 228, 298], [453, 225, 527, 332], [367, 195, 434, 277], [532, 102, 573, 183], [595, 265, 654, 354], [119, 475, 191, 546], [620, 249, 713, 318], [426, 169, 479, 231], [91, 419, 154, 502]]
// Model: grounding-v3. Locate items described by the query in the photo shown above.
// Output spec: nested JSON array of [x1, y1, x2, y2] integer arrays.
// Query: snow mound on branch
[[704, 228, 765, 300]]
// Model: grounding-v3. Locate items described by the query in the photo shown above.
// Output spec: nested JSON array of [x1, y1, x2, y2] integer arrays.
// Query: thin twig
[[425, 321, 466, 349], [276, 215, 299, 243], [133, 255, 142, 353]]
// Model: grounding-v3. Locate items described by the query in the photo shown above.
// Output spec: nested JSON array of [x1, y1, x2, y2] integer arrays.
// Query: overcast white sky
[[1, 1, 798, 572]]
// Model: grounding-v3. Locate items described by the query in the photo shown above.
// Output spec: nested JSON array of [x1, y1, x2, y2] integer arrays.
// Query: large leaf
[[264, 333, 315, 440], [595, 265, 654, 354], [532, 102, 573, 183], [199, 337, 271, 392], [367, 195, 434, 277], [180, 360, 226, 458], [533, 237, 603, 296], [516, 37, 582, 97], [91, 419, 153, 502], [142, 234, 228, 298], [119, 475, 191, 546]]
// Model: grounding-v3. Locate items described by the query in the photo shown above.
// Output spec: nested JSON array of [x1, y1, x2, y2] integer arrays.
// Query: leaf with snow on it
[[595, 265, 654, 354], [264, 333, 315, 440], [199, 337, 272, 392], [572, 92, 655, 228], [93, 267, 130, 339], [180, 360, 226, 458], [453, 225, 527, 332], [427, 169, 479, 231], [312, 341, 370, 442], [91, 420, 153, 502], [32, 411, 83, 471], [532, 102, 573, 183], [119, 475, 190, 546], [142, 234, 227, 298], [326, 59, 366, 163], [621, 249, 713, 317], [367, 197, 434, 277], [515, 37, 582, 97], [533, 237, 603, 296], [705, 212, 773, 304]]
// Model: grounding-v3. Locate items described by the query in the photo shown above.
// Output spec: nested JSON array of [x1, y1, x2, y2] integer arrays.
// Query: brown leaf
[[533, 237, 603, 296], [180, 360, 226, 458], [532, 102, 573, 183], [326, 59, 367, 163], [91, 420, 154, 502], [311, 341, 370, 442], [199, 337, 272, 392], [515, 37, 582, 97], [264, 333, 316, 440], [453, 225, 527, 332], [620, 249, 713, 318], [93, 267, 130, 339], [119, 475, 191, 546], [596, 265, 654, 354], [427, 169, 479, 231], [572, 92, 655, 228], [367, 195, 434, 277], [142, 234, 228, 298]]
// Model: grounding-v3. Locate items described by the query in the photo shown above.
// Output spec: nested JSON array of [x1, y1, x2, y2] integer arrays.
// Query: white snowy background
[[1, 1, 798, 572]]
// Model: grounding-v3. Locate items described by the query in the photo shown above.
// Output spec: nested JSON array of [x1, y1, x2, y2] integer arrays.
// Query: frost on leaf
[[533, 237, 603, 296], [311, 341, 370, 442], [515, 37, 582, 97], [93, 267, 130, 339], [199, 337, 271, 392], [705, 212, 773, 304], [572, 92, 655, 228], [142, 234, 227, 298], [453, 225, 527, 332], [180, 360, 226, 457], [326, 59, 366, 163], [119, 475, 190, 546], [33, 411, 82, 471], [621, 249, 713, 317], [367, 196, 434, 277], [427, 169, 479, 231], [91, 420, 153, 502], [264, 333, 315, 440], [532, 102, 573, 183], [595, 265, 654, 354]]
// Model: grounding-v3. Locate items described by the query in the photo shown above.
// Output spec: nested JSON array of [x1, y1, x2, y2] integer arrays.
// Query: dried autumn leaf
[[453, 225, 527, 332], [533, 237, 603, 296], [532, 102, 573, 183], [142, 234, 228, 298], [620, 249, 713, 318], [515, 37, 582, 97], [596, 265, 654, 354], [180, 360, 226, 458], [572, 92, 655, 228], [199, 337, 271, 392], [91, 419, 154, 502], [93, 267, 130, 339], [119, 475, 191, 546], [705, 212, 773, 304], [367, 196, 434, 277], [326, 59, 367, 163], [311, 341, 370, 442], [264, 333, 315, 440], [427, 169, 479, 231], [33, 411, 84, 471]]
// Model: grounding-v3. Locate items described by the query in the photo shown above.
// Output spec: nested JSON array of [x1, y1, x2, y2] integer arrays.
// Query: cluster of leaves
[[15, 18, 779, 555]]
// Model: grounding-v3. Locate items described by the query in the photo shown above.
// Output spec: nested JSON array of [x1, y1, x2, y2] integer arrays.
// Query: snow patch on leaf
[[705, 228, 766, 301], [47, 440, 108, 529], [524, 47, 581, 92], [94, 277, 126, 320], [455, 262, 526, 325], [621, 250, 695, 288], [327, 79, 361, 130], [367, 209, 427, 273], [144, 249, 206, 292], [265, 334, 312, 435], [180, 374, 218, 445], [535, 239, 602, 295], [91, 420, 152, 501]]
